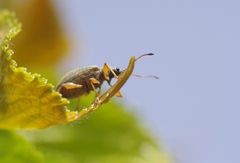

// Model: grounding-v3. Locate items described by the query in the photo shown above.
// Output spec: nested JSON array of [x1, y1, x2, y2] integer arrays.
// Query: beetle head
[[106, 53, 158, 85], [107, 67, 122, 85]]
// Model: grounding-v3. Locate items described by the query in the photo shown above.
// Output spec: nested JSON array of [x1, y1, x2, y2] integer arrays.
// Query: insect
[[56, 53, 158, 102]]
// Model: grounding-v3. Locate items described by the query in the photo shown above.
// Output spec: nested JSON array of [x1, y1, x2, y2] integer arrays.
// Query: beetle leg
[[75, 97, 81, 110], [58, 82, 84, 110], [114, 91, 123, 97], [103, 63, 118, 79], [98, 86, 102, 95], [60, 82, 83, 90], [107, 83, 123, 97], [89, 78, 100, 96], [89, 77, 100, 85]]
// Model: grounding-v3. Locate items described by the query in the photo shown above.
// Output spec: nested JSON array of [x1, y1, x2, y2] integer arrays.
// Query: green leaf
[[19, 101, 171, 163], [0, 130, 43, 163]]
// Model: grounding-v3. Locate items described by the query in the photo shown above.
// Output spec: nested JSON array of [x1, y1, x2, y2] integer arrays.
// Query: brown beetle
[[56, 53, 158, 100]]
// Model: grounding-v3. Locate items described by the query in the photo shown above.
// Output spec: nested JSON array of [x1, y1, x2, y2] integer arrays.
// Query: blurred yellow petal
[[0, 0, 69, 67]]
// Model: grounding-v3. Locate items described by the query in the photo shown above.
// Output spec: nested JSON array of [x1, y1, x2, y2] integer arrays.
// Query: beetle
[[56, 53, 158, 100]]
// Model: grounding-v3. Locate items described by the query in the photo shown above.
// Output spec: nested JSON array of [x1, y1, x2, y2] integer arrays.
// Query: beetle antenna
[[122, 53, 157, 79], [135, 53, 154, 61], [132, 74, 159, 79]]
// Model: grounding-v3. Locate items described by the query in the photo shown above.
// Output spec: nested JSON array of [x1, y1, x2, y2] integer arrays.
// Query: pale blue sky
[[55, 0, 238, 162]]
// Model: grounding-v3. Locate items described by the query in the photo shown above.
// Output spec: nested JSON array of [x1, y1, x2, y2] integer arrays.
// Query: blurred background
[[54, 1, 235, 163], [1, 0, 238, 163]]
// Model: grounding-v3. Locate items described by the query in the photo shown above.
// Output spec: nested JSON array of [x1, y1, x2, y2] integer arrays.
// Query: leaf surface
[[0, 130, 43, 163], [0, 10, 69, 129]]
